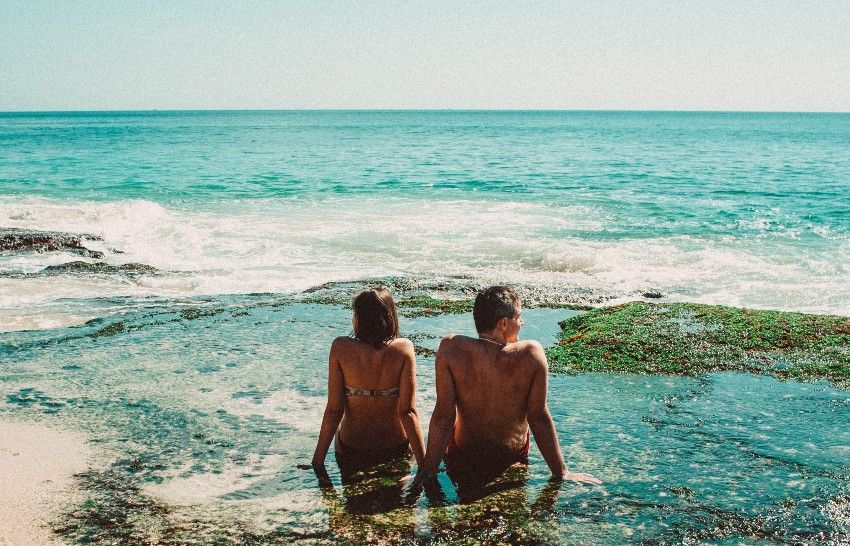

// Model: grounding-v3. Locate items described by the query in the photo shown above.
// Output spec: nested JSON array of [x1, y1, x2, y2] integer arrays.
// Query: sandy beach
[[0, 421, 91, 546]]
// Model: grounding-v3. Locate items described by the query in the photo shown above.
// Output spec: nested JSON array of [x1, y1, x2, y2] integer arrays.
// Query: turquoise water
[[2, 111, 850, 329], [1, 300, 848, 543], [2, 111, 849, 543]]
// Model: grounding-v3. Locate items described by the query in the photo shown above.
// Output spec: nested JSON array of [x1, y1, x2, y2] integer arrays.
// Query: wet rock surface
[[0, 227, 105, 258], [298, 277, 595, 312], [41, 261, 159, 275], [3, 298, 849, 545]]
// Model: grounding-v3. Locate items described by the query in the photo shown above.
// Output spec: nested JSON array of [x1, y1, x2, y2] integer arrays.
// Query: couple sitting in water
[[306, 285, 600, 489]]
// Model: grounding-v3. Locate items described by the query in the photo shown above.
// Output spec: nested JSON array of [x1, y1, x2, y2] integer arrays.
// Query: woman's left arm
[[311, 340, 346, 467], [397, 341, 426, 466]]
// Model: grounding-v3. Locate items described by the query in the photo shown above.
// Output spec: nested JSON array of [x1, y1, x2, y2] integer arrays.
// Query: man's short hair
[[473, 286, 521, 333]]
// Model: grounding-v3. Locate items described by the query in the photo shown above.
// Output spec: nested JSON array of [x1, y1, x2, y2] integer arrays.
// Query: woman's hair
[[352, 287, 400, 348]]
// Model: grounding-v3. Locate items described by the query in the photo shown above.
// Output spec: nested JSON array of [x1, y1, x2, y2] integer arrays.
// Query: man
[[417, 286, 599, 486]]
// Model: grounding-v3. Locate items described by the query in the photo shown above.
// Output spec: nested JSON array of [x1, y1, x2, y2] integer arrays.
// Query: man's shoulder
[[438, 333, 476, 349], [510, 339, 547, 367], [513, 339, 544, 353]]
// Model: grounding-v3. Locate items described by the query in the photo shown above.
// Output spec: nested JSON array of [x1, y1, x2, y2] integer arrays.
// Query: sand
[[0, 421, 91, 546]]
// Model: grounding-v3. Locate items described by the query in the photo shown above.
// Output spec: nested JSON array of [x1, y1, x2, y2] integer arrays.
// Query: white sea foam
[[2, 195, 849, 330]]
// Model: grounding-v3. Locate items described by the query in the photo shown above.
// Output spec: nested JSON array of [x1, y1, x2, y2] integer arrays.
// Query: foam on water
[[3, 194, 849, 330]]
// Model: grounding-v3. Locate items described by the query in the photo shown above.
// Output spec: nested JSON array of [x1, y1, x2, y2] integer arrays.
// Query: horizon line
[[1, 107, 848, 115]]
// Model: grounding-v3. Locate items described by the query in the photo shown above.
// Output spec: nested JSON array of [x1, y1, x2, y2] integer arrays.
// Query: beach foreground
[[0, 421, 92, 546]]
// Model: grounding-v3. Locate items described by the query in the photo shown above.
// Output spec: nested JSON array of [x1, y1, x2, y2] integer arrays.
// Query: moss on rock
[[546, 302, 850, 387], [396, 295, 474, 317]]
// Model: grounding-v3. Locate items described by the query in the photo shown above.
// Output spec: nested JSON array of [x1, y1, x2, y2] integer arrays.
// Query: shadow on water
[[1, 296, 849, 544]]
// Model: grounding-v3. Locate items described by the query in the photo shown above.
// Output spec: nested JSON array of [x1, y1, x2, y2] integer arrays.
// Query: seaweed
[[396, 296, 474, 318], [547, 302, 850, 386]]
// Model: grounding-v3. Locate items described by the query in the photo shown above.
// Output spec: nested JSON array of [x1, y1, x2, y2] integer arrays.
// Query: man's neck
[[479, 331, 514, 345]]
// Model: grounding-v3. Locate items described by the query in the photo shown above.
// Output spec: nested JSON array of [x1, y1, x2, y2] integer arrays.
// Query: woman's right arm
[[311, 339, 346, 467]]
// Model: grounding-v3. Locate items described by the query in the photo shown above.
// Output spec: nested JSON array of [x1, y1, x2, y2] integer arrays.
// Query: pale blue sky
[[2, 1, 848, 111]]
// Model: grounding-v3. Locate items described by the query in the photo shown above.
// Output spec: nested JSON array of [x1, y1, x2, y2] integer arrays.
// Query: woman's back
[[332, 336, 414, 449], [310, 287, 424, 470]]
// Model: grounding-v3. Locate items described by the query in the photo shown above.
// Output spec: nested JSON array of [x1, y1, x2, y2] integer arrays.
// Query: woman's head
[[352, 287, 399, 348]]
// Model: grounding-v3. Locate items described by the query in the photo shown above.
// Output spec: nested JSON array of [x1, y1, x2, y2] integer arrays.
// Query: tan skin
[[419, 304, 600, 484], [309, 316, 426, 469]]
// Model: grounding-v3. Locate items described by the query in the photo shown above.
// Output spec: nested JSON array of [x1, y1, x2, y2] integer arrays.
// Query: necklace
[[478, 335, 506, 347]]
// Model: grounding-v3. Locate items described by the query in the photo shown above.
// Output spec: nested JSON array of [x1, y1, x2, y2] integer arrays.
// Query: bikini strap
[[344, 385, 400, 397]]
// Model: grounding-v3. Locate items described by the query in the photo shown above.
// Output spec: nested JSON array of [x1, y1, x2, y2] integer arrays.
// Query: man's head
[[473, 286, 522, 334]]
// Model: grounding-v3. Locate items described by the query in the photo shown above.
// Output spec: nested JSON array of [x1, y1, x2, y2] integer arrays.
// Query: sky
[[1, 0, 849, 111]]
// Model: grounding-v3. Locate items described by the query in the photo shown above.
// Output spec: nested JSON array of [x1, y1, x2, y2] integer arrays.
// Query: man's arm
[[526, 342, 601, 484], [418, 335, 458, 477]]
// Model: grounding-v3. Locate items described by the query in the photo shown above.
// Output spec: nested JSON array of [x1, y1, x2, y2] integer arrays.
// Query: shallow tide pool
[[1, 298, 848, 544]]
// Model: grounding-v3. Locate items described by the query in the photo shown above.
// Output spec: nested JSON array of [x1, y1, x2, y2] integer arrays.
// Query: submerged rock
[[299, 277, 595, 314], [41, 261, 158, 275], [547, 301, 850, 387], [0, 227, 105, 258]]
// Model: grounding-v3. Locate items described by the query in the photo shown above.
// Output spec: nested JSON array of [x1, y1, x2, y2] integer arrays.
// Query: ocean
[[2, 111, 849, 543], [2, 110, 849, 330]]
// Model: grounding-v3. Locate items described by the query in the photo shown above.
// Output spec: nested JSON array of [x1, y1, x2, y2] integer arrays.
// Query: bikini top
[[344, 385, 400, 397]]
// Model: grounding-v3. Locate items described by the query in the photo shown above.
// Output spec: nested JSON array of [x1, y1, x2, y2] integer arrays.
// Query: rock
[[41, 262, 158, 275], [643, 291, 664, 299], [299, 277, 603, 310], [0, 227, 104, 258]]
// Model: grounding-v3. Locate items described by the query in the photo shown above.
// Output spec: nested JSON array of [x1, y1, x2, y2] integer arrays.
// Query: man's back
[[441, 334, 544, 455], [417, 285, 599, 485]]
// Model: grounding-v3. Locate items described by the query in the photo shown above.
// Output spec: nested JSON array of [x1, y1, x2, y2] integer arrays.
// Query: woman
[[309, 287, 425, 476]]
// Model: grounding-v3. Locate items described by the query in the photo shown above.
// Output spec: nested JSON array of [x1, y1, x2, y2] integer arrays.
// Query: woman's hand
[[297, 461, 332, 487], [296, 460, 327, 471]]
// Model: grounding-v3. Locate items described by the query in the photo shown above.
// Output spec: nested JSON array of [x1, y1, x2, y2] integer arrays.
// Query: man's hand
[[405, 469, 446, 505], [409, 468, 439, 491], [563, 471, 601, 485]]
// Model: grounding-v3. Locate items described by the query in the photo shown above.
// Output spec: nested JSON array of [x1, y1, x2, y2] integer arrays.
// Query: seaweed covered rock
[[547, 302, 850, 387]]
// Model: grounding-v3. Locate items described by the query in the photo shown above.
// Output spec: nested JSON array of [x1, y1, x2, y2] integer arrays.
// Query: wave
[[1, 195, 849, 331]]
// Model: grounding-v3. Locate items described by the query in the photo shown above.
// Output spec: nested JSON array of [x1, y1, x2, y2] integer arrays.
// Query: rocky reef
[[298, 277, 598, 311], [547, 302, 850, 387], [0, 227, 105, 258]]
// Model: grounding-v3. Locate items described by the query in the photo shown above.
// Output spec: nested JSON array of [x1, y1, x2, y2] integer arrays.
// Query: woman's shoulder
[[387, 337, 414, 351], [330, 335, 358, 351]]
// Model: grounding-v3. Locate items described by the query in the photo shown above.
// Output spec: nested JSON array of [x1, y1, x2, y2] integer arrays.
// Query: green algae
[[88, 321, 126, 338], [179, 307, 226, 321], [395, 296, 591, 317], [298, 294, 474, 318], [396, 295, 474, 317], [547, 302, 850, 386]]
